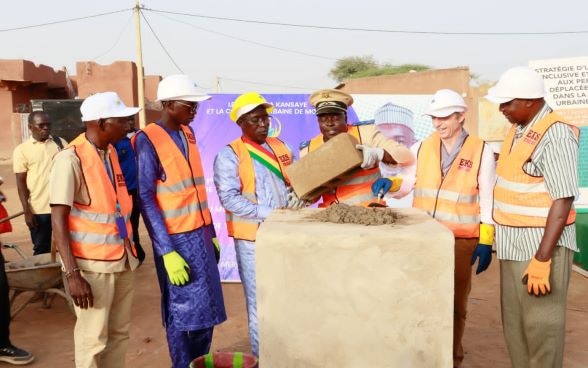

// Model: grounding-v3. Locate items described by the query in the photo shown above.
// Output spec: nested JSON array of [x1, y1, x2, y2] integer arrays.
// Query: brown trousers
[[500, 247, 572, 368], [453, 237, 479, 367]]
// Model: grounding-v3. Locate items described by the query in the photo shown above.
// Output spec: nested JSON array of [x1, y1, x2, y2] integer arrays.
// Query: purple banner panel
[[191, 94, 359, 281]]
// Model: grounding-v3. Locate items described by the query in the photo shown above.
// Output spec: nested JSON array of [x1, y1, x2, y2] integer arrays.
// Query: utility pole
[[134, 0, 147, 128]]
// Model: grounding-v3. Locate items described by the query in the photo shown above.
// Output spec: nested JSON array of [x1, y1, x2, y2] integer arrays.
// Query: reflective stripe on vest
[[139, 123, 212, 234], [413, 133, 484, 238], [67, 134, 135, 261], [307, 126, 382, 208], [226, 137, 292, 241], [494, 112, 577, 227]]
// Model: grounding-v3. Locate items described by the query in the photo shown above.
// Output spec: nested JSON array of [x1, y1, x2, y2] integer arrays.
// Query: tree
[[329, 56, 430, 82], [328, 56, 378, 82]]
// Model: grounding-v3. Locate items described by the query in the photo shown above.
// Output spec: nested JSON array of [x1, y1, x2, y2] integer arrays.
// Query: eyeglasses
[[174, 101, 199, 112], [246, 115, 272, 126], [317, 113, 345, 124]]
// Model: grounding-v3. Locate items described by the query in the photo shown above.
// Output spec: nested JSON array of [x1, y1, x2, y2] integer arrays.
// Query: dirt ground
[[1, 164, 587, 367]]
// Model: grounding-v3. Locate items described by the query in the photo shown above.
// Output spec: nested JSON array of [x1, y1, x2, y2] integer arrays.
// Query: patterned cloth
[[135, 122, 226, 350]]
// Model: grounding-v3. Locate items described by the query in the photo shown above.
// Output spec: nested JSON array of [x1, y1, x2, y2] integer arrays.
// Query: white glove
[[286, 188, 308, 209], [356, 145, 384, 169]]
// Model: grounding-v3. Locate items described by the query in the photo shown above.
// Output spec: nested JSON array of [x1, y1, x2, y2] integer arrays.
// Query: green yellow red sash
[[242, 137, 285, 182]]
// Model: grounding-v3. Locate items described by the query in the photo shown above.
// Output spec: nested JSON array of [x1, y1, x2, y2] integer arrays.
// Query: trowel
[[367, 192, 387, 208]]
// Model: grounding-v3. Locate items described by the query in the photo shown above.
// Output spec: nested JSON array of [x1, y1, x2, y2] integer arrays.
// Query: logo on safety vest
[[458, 158, 473, 171], [185, 131, 196, 144], [523, 130, 541, 145], [115, 173, 126, 187], [278, 154, 292, 166]]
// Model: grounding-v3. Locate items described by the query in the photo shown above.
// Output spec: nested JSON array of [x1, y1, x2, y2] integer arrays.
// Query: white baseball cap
[[374, 102, 414, 132], [424, 89, 468, 118], [156, 74, 211, 102], [81, 92, 141, 122], [485, 66, 545, 104]]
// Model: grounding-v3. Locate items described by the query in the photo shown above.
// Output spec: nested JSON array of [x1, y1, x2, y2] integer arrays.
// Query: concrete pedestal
[[256, 207, 454, 368]]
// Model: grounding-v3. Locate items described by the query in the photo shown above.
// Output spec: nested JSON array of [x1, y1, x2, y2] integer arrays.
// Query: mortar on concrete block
[[256, 207, 454, 368], [286, 133, 364, 201]]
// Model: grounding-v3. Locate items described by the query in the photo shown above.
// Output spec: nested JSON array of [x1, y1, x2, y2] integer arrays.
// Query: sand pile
[[308, 203, 404, 225]]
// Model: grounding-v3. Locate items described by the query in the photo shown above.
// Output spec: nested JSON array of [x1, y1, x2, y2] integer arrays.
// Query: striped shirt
[[496, 104, 579, 261]]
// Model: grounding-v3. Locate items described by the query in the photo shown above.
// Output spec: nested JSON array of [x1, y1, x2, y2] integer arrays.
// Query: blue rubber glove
[[371, 178, 392, 197], [470, 244, 492, 274]]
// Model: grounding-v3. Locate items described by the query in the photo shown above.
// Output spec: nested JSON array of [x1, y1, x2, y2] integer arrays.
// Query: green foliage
[[328, 56, 378, 82], [329, 56, 430, 82]]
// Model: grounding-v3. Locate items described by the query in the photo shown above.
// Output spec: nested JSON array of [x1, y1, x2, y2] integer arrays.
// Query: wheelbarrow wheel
[[45, 288, 76, 317]]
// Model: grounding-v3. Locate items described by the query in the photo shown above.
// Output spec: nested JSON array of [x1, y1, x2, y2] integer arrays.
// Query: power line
[[144, 8, 588, 36], [0, 8, 131, 33], [140, 11, 184, 74], [219, 77, 317, 91], [148, 11, 336, 61], [91, 14, 134, 61]]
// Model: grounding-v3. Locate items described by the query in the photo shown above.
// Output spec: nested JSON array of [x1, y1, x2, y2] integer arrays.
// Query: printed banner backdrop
[[192, 94, 433, 281], [529, 57, 588, 206]]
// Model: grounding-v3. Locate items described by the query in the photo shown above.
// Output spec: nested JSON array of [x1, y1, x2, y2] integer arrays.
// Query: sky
[[0, 0, 586, 93]]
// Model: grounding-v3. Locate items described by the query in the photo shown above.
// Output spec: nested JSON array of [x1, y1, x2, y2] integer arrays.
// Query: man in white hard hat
[[373, 102, 417, 208], [50, 92, 141, 368], [376, 89, 496, 367], [213, 92, 303, 357], [486, 66, 579, 368], [133, 75, 227, 368]]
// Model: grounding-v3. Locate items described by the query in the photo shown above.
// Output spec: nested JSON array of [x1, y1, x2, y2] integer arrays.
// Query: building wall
[[0, 60, 68, 162], [144, 75, 162, 123], [76, 61, 138, 106], [340, 67, 479, 135]]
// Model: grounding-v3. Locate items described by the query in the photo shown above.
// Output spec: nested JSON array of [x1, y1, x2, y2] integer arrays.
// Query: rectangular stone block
[[256, 207, 455, 368], [286, 133, 363, 201]]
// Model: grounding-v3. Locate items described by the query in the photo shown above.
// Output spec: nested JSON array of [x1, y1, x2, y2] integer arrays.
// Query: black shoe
[[0, 345, 35, 365]]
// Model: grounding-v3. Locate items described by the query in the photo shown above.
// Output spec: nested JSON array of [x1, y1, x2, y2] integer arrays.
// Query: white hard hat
[[81, 92, 141, 122], [485, 66, 545, 104], [424, 89, 468, 118], [156, 74, 211, 102]]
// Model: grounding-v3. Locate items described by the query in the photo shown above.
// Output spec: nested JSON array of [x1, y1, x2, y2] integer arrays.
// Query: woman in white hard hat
[[374, 89, 496, 367]]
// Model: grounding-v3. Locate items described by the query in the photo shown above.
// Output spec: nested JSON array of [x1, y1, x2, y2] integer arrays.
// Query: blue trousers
[[30, 214, 51, 255], [234, 240, 258, 356], [166, 327, 213, 368]]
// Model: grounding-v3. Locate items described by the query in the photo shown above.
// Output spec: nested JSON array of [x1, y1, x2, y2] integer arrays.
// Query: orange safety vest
[[494, 112, 577, 227], [226, 137, 292, 241], [413, 133, 484, 238], [138, 123, 212, 234], [306, 126, 381, 208], [67, 134, 136, 261]]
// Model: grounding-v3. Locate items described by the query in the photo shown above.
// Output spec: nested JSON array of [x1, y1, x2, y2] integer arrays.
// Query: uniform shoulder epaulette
[[351, 119, 375, 126]]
